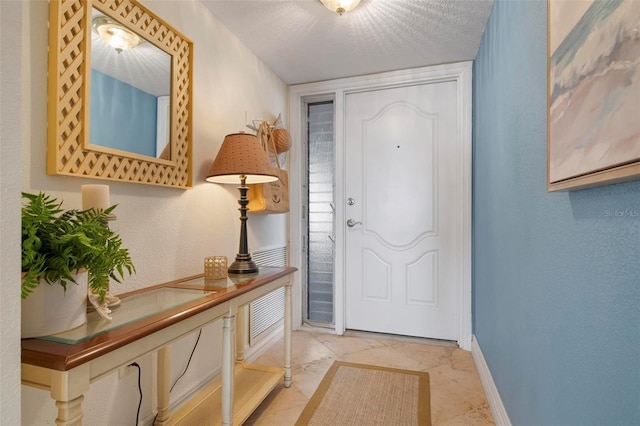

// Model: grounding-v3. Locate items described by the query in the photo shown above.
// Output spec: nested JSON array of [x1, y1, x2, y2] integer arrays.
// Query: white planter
[[21, 271, 88, 338]]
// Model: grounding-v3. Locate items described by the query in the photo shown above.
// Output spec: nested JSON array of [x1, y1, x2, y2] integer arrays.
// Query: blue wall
[[473, 1, 640, 424], [90, 70, 157, 157]]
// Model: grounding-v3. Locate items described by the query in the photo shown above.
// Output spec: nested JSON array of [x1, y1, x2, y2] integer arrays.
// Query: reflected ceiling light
[[319, 0, 361, 15], [92, 16, 142, 53]]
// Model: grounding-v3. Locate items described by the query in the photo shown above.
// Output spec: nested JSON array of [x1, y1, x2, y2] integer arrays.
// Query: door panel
[[363, 249, 391, 301], [407, 251, 437, 305], [345, 82, 459, 340], [364, 103, 435, 247]]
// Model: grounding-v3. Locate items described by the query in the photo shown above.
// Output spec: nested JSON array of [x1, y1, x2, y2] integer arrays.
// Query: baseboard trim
[[471, 335, 511, 426]]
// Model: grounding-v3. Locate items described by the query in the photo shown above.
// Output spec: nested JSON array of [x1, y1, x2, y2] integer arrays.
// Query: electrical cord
[[152, 328, 202, 424], [171, 328, 202, 392], [128, 362, 142, 426]]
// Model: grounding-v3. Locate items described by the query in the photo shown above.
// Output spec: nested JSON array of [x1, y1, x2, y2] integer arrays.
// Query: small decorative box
[[204, 256, 227, 280]]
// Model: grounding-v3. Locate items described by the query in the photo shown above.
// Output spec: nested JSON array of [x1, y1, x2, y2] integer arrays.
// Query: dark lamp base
[[228, 254, 259, 275]]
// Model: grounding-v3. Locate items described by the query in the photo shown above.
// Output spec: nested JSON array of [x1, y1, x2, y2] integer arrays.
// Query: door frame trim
[[289, 62, 473, 350]]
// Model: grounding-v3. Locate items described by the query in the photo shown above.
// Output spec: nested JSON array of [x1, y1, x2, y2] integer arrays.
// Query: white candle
[[81, 184, 110, 210]]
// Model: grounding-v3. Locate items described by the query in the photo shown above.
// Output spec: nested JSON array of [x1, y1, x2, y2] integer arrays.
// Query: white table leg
[[284, 281, 292, 388], [54, 395, 84, 426], [50, 365, 89, 426], [155, 345, 171, 425], [235, 305, 245, 364], [222, 313, 236, 426]]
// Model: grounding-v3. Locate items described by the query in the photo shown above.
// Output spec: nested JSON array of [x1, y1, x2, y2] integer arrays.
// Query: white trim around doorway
[[289, 62, 473, 350]]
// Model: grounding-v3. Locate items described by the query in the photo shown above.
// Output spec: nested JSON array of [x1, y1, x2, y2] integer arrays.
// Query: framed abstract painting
[[547, 0, 640, 191]]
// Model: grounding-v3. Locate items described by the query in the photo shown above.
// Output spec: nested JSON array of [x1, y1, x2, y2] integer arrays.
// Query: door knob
[[346, 219, 362, 227]]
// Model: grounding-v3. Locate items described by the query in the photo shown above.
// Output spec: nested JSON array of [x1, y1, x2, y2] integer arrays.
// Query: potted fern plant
[[21, 192, 135, 338]]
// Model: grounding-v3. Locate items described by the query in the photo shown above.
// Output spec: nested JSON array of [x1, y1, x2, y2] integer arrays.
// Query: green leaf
[[21, 192, 135, 301]]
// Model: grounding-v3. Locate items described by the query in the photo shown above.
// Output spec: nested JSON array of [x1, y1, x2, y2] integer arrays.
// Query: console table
[[21, 266, 296, 425]]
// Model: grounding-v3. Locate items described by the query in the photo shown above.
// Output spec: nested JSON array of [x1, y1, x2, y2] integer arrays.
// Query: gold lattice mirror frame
[[47, 0, 193, 188]]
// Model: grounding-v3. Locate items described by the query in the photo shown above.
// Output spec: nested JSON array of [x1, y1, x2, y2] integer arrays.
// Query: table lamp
[[206, 133, 278, 274]]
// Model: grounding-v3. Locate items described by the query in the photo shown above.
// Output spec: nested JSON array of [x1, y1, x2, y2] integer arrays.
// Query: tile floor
[[244, 329, 494, 425]]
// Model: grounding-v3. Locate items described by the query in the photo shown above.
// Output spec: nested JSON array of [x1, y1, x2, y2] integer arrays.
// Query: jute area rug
[[295, 361, 431, 426]]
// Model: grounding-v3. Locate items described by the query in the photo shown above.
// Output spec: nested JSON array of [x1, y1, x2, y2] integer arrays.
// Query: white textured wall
[[17, 0, 289, 424], [0, 1, 23, 424]]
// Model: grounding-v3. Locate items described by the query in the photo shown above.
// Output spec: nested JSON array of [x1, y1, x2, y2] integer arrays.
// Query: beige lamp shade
[[206, 133, 278, 184], [206, 132, 278, 275]]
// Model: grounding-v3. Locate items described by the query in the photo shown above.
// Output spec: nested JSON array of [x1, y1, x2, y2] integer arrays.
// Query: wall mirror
[[47, 0, 193, 188]]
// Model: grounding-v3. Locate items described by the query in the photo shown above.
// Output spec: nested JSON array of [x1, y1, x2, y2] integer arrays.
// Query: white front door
[[345, 81, 460, 340]]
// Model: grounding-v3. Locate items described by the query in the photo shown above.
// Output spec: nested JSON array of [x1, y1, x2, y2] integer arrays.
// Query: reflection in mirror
[[90, 9, 172, 159], [47, 0, 192, 187]]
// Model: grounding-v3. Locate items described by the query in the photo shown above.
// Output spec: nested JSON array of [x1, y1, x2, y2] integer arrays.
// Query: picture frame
[[547, 0, 640, 191]]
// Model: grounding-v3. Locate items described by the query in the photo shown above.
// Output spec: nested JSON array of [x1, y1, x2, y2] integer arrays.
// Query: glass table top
[[40, 287, 216, 344], [177, 274, 259, 289], [37, 268, 283, 345]]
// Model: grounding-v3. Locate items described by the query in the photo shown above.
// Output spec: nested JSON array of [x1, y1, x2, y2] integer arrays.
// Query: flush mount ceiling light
[[92, 16, 142, 53], [320, 0, 361, 15]]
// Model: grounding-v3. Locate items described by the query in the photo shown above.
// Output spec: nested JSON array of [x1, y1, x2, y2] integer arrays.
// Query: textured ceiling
[[201, 0, 494, 85]]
